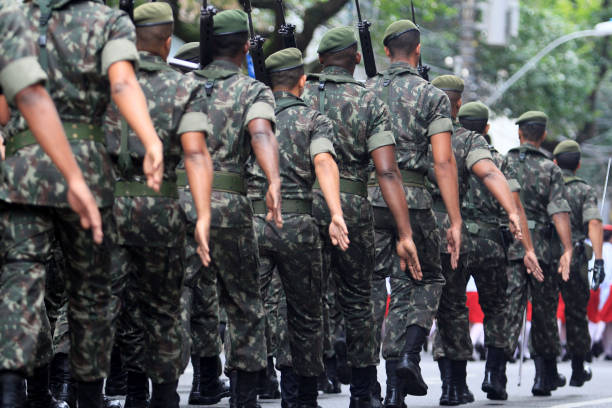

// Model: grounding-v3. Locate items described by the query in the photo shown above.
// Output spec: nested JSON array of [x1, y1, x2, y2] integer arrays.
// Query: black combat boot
[[123, 371, 149, 408], [104, 347, 127, 397], [395, 325, 428, 396], [103, 397, 122, 408], [191, 356, 229, 405], [26, 364, 69, 408], [280, 368, 298, 408], [149, 381, 179, 408], [333, 340, 351, 385], [236, 370, 260, 408], [228, 371, 238, 408], [451, 360, 473, 404], [348, 396, 371, 408], [297, 375, 318, 408], [49, 354, 75, 408], [349, 367, 371, 408], [77, 379, 104, 408], [437, 358, 454, 406], [320, 357, 341, 394], [257, 357, 280, 399], [1, 371, 26, 408], [546, 358, 566, 391], [382, 360, 404, 408], [482, 347, 507, 401], [569, 356, 592, 387], [188, 355, 202, 405], [531, 356, 551, 396], [368, 366, 382, 408]]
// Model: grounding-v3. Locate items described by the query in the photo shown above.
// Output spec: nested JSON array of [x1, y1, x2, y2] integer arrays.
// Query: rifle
[[241, 0, 271, 86], [276, 0, 296, 49], [410, 0, 430, 81], [119, 0, 134, 21], [354, 0, 377, 78], [199, 0, 217, 69]]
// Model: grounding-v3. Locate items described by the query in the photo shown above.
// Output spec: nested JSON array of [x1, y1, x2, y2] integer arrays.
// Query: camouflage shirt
[[180, 59, 276, 228], [0, 4, 47, 104], [247, 91, 335, 202], [0, 0, 139, 208], [503, 142, 570, 261], [302, 65, 394, 226], [104, 51, 210, 247], [366, 62, 453, 209], [560, 168, 601, 244]]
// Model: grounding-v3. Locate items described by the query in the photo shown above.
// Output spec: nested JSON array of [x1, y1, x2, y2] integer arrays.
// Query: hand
[[397, 236, 422, 280], [265, 180, 282, 228], [557, 250, 572, 282], [328, 214, 349, 251], [446, 223, 462, 269], [194, 217, 211, 267], [592, 259, 605, 290], [523, 250, 543, 282], [66, 178, 103, 244], [143, 140, 164, 192], [508, 212, 522, 241]]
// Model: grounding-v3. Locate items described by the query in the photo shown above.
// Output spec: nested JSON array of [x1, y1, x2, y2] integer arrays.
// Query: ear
[[384, 46, 391, 57], [457, 98, 462, 110], [553, 158, 558, 165], [518, 128, 523, 140], [163, 37, 172, 59], [243, 41, 250, 55], [355, 51, 362, 65], [416, 43, 421, 56], [485, 124, 490, 135], [577, 161, 581, 170], [541, 130, 548, 142], [299, 74, 307, 89], [318, 55, 324, 65]]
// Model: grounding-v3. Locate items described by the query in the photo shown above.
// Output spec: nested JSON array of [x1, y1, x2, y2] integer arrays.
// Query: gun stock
[[199, 1, 217, 69], [241, 0, 271, 86], [276, 0, 297, 49], [410, 0, 430, 81], [354, 0, 377, 78]]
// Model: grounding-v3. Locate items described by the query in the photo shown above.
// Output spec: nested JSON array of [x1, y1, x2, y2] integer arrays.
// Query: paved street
[[107, 353, 612, 408]]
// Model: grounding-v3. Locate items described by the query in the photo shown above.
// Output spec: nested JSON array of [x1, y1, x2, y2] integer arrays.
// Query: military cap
[[213, 9, 248, 36], [383, 20, 419, 46], [553, 140, 581, 156], [134, 2, 173, 27], [317, 27, 357, 54], [265, 48, 303, 73], [458, 101, 489, 120], [174, 42, 199, 62], [431, 75, 464, 93], [516, 110, 548, 126]]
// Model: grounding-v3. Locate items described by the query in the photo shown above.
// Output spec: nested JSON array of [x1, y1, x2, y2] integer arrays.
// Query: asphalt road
[[108, 353, 612, 408]]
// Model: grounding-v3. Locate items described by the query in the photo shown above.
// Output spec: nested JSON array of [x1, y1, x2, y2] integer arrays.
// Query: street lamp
[[486, 19, 612, 106]]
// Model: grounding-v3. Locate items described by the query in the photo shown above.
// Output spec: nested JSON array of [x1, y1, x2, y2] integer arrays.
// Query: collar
[[321, 65, 354, 78], [562, 168, 577, 177], [273, 91, 302, 102], [387, 61, 419, 75], [138, 51, 166, 64], [206, 59, 242, 73]]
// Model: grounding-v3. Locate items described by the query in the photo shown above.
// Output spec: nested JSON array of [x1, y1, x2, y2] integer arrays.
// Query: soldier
[[0, 0, 166, 406], [502, 111, 573, 397], [180, 9, 282, 408], [104, 3, 214, 407], [365, 21, 460, 404], [247, 47, 349, 408], [303, 26, 421, 408], [552, 140, 604, 386]]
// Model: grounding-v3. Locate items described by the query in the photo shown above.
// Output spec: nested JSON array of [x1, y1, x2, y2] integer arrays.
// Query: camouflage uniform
[[0, 0, 138, 380], [180, 59, 275, 372], [430, 126, 493, 361], [365, 62, 452, 360], [502, 143, 570, 359], [558, 169, 601, 358], [302, 65, 395, 369], [104, 51, 210, 383], [248, 91, 335, 376]]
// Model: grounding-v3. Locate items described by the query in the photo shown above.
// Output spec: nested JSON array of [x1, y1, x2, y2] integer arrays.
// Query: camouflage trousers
[[0, 203, 114, 380], [433, 235, 509, 361], [111, 244, 187, 383], [505, 260, 561, 359], [255, 214, 324, 376], [259, 261, 283, 359], [559, 248, 591, 357], [381, 208, 443, 360], [321, 263, 344, 360]]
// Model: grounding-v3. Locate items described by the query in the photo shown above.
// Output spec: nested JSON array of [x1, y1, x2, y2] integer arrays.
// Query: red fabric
[[587, 289, 601, 323], [466, 292, 484, 323], [600, 286, 612, 322], [527, 301, 532, 322], [557, 295, 566, 323], [385, 295, 390, 318]]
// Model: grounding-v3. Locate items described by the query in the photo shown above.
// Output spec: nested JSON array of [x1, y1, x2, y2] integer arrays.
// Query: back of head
[[383, 20, 420, 58], [458, 101, 489, 135], [134, 2, 174, 54], [432, 75, 464, 117], [553, 140, 581, 171], [265, 48, 305, 90], [516, 110, 548, 143], [211, 9, 249, 59], [317, 26, 358, 71]]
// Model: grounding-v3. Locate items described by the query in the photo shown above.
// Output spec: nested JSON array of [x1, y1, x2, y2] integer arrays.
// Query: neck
[[389, 54, 419, 68], [273, 87, 301, 98], [214, 55, 244, 68], [323, 64, 355, 76], [522, 139, 542, 148], [137, 47, 166, 61]]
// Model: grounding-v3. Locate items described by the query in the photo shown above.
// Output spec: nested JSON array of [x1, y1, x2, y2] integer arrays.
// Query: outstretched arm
[[552, 212, 573, 281]]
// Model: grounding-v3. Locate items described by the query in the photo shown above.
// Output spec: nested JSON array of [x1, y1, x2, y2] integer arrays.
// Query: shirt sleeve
[[465, 132, 493, 170], [366, 93, 395, 153], [0, 7, 47, 104], [310, 111, 336, 161], [101, 11, 139, 75], [583, 184, 602, 223], [547, 164, 571, 216], [244, 82, 276, 132], [426, 87, 453, 137], [176, 76, 211, 136]]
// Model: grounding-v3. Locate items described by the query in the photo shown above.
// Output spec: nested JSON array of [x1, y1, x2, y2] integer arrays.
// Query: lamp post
[[486, 20, 612, 106]]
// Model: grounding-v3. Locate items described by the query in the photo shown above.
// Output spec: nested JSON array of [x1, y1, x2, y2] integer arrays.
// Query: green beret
[[213, 9, 248, 36], [431, 75, 464, 93], [317, 27, 357, 54], [175, 42, 199, 62], [553, 140, 581, 156], [265, 48, 303, 73], [516, 110, 548, 126], [134, 2, 173, 27], [383, 20, 419, 46], [458, 101, 489, 120]]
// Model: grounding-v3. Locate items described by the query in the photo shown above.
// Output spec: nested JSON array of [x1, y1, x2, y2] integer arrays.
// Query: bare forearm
[[552, 212, 573, 252], [589, 219, 604, 259], [435, 156, 461, 226], [514, 192, 535, 252], [377, 167, 412, 239], [184, 150, 213, 224], [251, 128, 280, 185], [0, 95, 9, 125], [314, 155, 343, 218], [479, 168, 518, 217]]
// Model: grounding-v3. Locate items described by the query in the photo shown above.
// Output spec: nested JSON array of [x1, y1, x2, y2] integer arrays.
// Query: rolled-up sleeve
[[177, 112, 211, 136], [547, 166, 571, 216], [1, 57, 47, 103]]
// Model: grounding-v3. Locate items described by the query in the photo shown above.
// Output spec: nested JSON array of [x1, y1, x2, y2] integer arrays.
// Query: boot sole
[[188, 391, 230, 405], [486, 391, 508, 401], [395, 367, 427, 396], [531, 389, 551, 397]]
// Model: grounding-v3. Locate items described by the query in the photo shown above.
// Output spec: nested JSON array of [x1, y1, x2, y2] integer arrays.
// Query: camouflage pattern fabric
[[53, 304, 70, 356], [259, 265, 283, 359]]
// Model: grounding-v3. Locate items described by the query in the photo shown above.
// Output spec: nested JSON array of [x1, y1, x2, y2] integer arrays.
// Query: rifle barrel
[[354, 0, 363, 21]]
